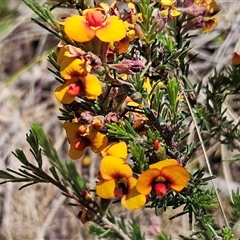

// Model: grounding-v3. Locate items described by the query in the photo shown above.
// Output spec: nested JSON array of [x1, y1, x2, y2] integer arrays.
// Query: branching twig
[[101, 217, 132, 240], [181, 81, 230, 228]]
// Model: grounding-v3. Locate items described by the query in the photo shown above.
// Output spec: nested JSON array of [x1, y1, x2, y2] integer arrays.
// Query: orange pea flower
[[56, 44, 92, 79], [201, 17, 217, 33], [96, 156, 146, 210], [136, 159, 189, 196], [63, 121, 108, 159], [64, 8, 127, 43], [110, 3, 143, 54], [195, 0, 219, 33], [54, 74, 102, 104], [54, 43, 102, 103]]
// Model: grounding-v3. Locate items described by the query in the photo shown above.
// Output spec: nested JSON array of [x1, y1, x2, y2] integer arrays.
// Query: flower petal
[[143, 77, 152, 95], [56, 43, 66, 66], [136, 168, 160, 195], [149, 159, 179, 170], [207, 0, 220, 16], [55, 83, 75, 104], [64, 15, 95, 42], [121, 177, 146, 210], [96, 16, 126, 42], [60, 57, 88, 80], [96, 179, 116, 199], [63, 122, 88, 159], [64, 45, 86, 58], [115, 37, 130, 54], [54, 78, 81, 104], [202, 17, 217, 33], [161, 0, 174, 7], [83, 74, 102, 99], [101, 142, 127, 159], [160, 10, 168, 17], [160, 165, 190, 192], [100, 156, 133, 180], [63, 122, 80, 144], [69, 145, 84, 159], [85, 10, 103, 27], [88, 131, 108, 153], [171, 9, 181, 17]]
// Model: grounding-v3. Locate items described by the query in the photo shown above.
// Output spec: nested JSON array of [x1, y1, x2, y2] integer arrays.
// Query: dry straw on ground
[[0, 1, 240, 239]]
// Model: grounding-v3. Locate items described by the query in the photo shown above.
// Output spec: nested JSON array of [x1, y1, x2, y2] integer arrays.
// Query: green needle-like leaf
[[49, 166, 60, 181]]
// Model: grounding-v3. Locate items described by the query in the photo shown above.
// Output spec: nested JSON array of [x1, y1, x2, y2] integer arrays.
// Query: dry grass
[[0, 1, 240, 239]]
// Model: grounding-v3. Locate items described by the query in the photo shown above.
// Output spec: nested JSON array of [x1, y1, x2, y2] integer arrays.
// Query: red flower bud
[[232, 52, 240, 66], [153, 140, 159, 151]]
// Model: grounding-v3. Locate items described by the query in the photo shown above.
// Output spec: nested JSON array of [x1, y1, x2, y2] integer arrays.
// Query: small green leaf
[[0, 170, 15, 179], [65, 161, 86, 194], [12, 149, 29, 165], [18, 182, 38, 190], [49, 166, 60, 181]]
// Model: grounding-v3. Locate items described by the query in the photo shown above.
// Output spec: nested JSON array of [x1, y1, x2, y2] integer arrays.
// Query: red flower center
[[154, 182, 167, 196], [75, 138, 90, 151], [85, 11, 103, 27], [67, 82, 82, 97]]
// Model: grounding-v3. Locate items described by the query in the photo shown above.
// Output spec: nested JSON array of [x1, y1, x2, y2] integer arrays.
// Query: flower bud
[[232, 52, 240, 66], [82, 190, 93, 202], [109, 59, 145, 74], [153, 140, 160, 151]]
